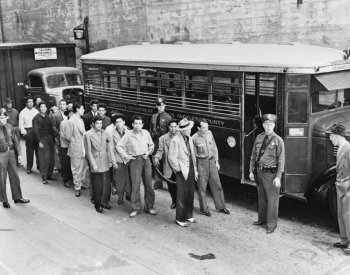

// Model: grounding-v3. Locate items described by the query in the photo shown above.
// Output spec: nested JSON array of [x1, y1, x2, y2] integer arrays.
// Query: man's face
[[115, 118, 125, 130], [78, 106, 85, 116], [26, 99, 34, 108], [0, 116, 8, 125], [39, 104, 47, 114], [60, 101, 67, 111], [132, 119, 143, 131], [329, 134, 338, 146], [263, 122, 275, 135], [182, 129, 191, 137], [35, 98, 42, 105], [94, 120, 103, 131], [91, 104, 98, 113], [67, 103, 73, 111], [157, 103, 165, 113], [198, 122, 209, 135], [6, 103, 12, 109], [169, 122, 177, 135], [98, 107, 106, 117]]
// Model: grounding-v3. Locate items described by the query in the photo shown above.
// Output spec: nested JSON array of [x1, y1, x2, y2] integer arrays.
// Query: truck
[[0, 42, 84, 109]]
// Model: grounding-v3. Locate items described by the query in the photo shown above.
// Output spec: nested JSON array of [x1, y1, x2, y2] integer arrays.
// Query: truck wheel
[[327, 183, 338, 223]]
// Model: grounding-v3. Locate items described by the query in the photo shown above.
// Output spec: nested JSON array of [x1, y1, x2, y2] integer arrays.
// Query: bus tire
[[327, 183, 338, 224]]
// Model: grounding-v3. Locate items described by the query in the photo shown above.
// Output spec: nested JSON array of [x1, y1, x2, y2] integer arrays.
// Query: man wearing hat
[[326, 124, 350, 255], [3, 98, 21, 166], [249, 114, 285, 234], [150, 98, 172, 189], [168, 118, 198, 227], [19, 96, 39, 174], [0, 108, 30, 208]]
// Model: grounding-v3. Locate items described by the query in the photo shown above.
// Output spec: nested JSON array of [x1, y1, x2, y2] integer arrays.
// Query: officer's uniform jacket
[[84, 128, 115, 173], [155, 132, 178, 178], [150, 111, 172, 139], [0, 124, 20, 155], [66, 114, 86, 158], [249, 132, 285, 179], [168, 133, 197, 180]]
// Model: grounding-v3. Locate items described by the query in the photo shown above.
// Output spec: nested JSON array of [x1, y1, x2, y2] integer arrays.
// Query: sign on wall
[[34, 48, 57, 60]]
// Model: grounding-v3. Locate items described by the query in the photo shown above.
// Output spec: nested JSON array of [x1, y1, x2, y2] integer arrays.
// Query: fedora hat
[[326, 123, 347, 137], [178, 118, 194, 131]]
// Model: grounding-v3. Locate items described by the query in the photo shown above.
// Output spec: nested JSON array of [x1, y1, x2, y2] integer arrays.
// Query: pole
[[0, 0, 5, 42], [83, 16, 90, 54]]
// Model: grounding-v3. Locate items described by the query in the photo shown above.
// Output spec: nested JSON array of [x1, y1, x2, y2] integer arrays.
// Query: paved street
[[1, 143, 350, 275]]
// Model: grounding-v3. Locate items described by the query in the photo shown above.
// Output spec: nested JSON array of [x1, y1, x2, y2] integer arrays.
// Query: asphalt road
[[1, 142, 350, 275]]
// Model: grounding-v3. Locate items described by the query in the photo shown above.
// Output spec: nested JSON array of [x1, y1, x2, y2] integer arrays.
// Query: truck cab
[[26, 66, 84, 108]]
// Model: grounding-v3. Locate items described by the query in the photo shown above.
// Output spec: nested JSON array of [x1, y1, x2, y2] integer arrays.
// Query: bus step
[[284, 193, 307, 202]]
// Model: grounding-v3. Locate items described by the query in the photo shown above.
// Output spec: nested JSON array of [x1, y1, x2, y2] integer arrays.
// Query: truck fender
[[305, 165, 336, 200]]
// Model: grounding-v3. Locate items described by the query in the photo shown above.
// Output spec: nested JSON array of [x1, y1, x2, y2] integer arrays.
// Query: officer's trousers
[[336, 181, 350, 245], [256, 169, 280, 230], [197, 158, 225, 212], [0, 150, 22, 202]]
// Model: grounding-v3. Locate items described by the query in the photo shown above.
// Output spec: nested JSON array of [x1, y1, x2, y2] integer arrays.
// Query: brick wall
[[0, 0, 349, 59]]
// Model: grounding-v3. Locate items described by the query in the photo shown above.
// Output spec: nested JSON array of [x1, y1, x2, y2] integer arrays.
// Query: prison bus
[[80, 43, 350, 219]]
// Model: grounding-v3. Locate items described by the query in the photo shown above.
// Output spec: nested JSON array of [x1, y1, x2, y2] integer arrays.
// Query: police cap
[[261, 114, 277, 123], [155, 97, 165, 106]]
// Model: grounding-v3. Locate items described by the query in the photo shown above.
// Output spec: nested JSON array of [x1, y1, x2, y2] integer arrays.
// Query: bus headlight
[[226, 136, 236, 148]]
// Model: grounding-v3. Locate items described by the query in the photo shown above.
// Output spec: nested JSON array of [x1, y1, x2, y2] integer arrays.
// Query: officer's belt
[[0, 145, 14, 152], [197, 156, 214, 160], [256, 163, 277, 173]]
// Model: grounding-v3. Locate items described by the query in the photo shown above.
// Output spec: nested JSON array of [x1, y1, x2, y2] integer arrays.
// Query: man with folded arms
[[0, 108, 30, 208], [326, 124, 350, 255], [117, 115, 156, 218], [192, 118, 230, 217]]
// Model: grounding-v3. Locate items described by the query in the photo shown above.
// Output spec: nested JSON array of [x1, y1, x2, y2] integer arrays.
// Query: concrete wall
[[0, 0, 349, 58]]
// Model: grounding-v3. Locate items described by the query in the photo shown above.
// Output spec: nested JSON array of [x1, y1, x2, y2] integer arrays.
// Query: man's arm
[[84, 133, 96, 170], [51, 113, 60, 139], [168, 138, 180, 172], [154, 135, 165, 165], [275, 137, 285, 179], [32, 115, 41, 142], [19, 111, 26, 134]]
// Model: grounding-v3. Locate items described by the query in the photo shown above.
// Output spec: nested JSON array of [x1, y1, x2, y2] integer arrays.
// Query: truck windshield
[[46, 73, 82, 88], [312, 88, 350, 113]]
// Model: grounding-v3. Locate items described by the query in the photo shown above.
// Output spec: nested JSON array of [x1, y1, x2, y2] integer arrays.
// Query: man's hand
[[92, 165, 98, 171], [142, 153, 149, 159], [215, 161, 220, 170], [113, 163, 118, 169], [108, 162, 113, 168], [273, 177, 281, 188], [195, 171, 199, 181], [249, 172, 255, 181], [21, 129, 27, 136], [125, 155, 136, 160], [18, 156, 22, 163], [39, 142, 44, 148], [154, 157, 160, 166]]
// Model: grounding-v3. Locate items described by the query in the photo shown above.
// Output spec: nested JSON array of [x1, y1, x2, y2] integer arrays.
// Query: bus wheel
[[327, 183, 338, 223]]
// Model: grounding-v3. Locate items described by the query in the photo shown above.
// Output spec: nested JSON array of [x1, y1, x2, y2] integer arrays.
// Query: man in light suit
[[51, 99, 67, 172], [154, 119, 178, 209], [168, 118, 198, 227], [66, 102, 87, 197], [326, 124, 350, 255]]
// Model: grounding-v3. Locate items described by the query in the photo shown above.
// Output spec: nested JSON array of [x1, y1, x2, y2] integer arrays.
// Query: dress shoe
[[186, 218, 197, 223], [170, 202, 176, 209], [112, 189, 118, 196], [64, 181, 71, 188], [176, 220, 189, 227], [343, 247, 350, 255], [129, 211, 140, 218], [253, 221, 265, 226], [75, 190, 81, 197], [102, 203, 112, 210], [95, 206, 104, 213], [201, 210, 211, 217], [3, 202, 10, 208], [117, 198, 123, 205], [14, 198, 30, 204], [42, 179, 48, 185], [266, 227, 276, 234], [26, 170, 32, 174], [334, 242, 348, 249], [47, 176, 54, 181], [146, 208, 157, 215], [219, 208, 230, 214]]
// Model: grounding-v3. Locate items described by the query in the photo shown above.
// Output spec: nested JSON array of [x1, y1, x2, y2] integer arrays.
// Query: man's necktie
[[257, 135, 269, 163]]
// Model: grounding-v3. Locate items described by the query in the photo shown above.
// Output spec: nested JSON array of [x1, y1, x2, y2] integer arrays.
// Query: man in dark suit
[[51, 99, 68, 173], [97, 104, 111, 130], [83, 99, 99, 131]]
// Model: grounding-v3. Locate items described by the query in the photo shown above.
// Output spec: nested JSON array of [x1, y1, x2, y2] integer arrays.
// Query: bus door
[[283, 74, 309, 197], [243, 73, 277, 181]]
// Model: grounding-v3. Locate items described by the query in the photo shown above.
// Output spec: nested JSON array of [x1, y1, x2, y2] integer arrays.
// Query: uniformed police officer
[[150, 98, 172, 189], [249, 114, 285, 234], [326, 124, 350, 255], [0, 108, 30, 208]]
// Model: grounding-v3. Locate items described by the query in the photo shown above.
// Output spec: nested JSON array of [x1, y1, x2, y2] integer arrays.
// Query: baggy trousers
[[70, 157, 86, 191], [175, 158, 195, 223], [113, 162, 131, 199], [129, 157, 154, 211], [336, 181, 350, 245], [59, 147, 73, 184], [167, 172, 177, 204], [256, 169, 280, 230], [38, 135, 55, 178], [24, 127, 39, 171], [91, 171, 110, 208], [196, 158, 225, 212], [0, 150, 23, 202]]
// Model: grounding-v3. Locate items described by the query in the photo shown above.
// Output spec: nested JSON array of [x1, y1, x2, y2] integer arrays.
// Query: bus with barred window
[[81, 43, 350, 218]]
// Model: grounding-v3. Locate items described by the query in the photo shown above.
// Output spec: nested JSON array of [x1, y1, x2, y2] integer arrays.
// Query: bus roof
[[80, 43, 350, 74]]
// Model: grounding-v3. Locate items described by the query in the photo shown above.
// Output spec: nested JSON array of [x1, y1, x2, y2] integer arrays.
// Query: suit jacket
[[51, 110, 64, 142], [84, 128, 115, 173], [168, 133, 197, 180], [155, 132, 178, 178], [66, 114, 86, 158], [60, 120, 70, 148]]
